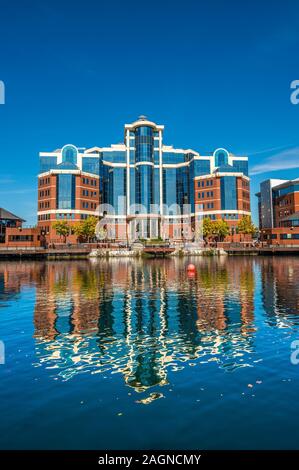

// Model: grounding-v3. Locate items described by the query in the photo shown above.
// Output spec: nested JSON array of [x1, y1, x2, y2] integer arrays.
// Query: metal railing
[[0, 246, 45, 251]]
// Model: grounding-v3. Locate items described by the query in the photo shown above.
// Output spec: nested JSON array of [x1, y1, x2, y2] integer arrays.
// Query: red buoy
[[187, 263, 196, 272]]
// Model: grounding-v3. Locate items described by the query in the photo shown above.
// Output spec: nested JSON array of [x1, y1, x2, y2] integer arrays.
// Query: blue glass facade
[[188, 161, 195, 213], [215, 149, 229, 167], [108, 167, 126, 215], [193, 159, 211, 176], [100, 164, 109, 208], [162, 166, 191, 214], [153, 168, 160, 207], [220, 176, 237, 210], [163, 168, 177, 210], [62, 145, 77, 165], [102, 151, 126, 164], [56, 174, 76, 210], [38, 119, 250, 240], [135, 126, 154, 163], [135, 165, 153, 212], [40, 157, 57, 173], [273, 184, 299, 197], [177, 167, 189, 211], [82, 158, 100, 175], [232, 160, 248, 176], [217, 164, 238, 173], [163, 152, 185, 164]]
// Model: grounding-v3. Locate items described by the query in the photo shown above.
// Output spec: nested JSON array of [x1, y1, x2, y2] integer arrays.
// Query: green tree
[[201, 217, 214, 240], [213, 219, 230, 241], [237, 216, 257, 236], [53, 220, 70, 243], [73, 216, 98, 242]]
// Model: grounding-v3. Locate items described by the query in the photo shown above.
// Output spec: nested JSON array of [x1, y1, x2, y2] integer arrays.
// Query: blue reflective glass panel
[[273, 184, 299, 197], [82, 157, 100, 175], [193, 160, 211, 176], [232, 160, 248, 176], [215, 149, 229, 167], [40, 157, 57, 173], [162, 152, 185, 164], [220, 176, 237, 210], [163, 168, 177, 210], [56, 174, 76, 209], [153, 168, 160, 208], [102, 151, 126, 163], [135, 126, 154, 163], [109, 168, 126, 215], [135, 165, 153, 212], [62, 145, 77, 164]]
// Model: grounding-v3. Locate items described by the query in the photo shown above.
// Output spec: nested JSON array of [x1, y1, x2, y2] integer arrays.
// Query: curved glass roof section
[[57, 161, 79, 170], [214, 148, 229, 167], [61, 144, 78, 165], [214, 164, 236, 173]]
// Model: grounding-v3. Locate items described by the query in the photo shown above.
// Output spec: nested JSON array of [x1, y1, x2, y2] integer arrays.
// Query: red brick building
[[5, 226, 42, 248], [194, 168, 251, 238], [0, 208, 38, 248], [36, 121, 251, 245], [256, 178, 299, 245], [38, 145, 100, 244]]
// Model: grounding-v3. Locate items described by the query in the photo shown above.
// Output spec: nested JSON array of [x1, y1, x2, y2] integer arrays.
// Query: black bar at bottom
[[0, 450, 298, 466], [0, 450, 299, 469]]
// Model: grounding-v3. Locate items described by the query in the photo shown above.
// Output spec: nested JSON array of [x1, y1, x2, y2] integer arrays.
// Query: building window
[[62, 144, 78, 165], [220, 176, 237, 210], [56, 174, 76, 210], [135, 126, 154, 163], [82, 159, 99, 176], [214, 148, 229, 167], [9, 235, 34, 242]]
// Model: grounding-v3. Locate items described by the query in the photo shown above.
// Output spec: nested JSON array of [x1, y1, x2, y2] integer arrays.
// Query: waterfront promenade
[[1, 243, 299, 259]]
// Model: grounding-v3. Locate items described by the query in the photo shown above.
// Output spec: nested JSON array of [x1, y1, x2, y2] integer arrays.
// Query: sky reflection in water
[[0, 257, 299, 449]]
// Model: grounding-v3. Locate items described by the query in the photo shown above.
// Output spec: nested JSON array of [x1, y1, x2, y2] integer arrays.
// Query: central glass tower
[[124, 116, 164, 239]]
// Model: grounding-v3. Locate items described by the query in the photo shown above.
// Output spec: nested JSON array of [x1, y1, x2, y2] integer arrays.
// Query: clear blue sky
[[1, 0, 299, 225]]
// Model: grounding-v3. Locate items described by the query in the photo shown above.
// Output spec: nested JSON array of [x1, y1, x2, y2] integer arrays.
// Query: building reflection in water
[[0, 261, 42, 304], [3, 257, 299, 392], [28, 257, 257, 390], [260, 256, 299, 328]]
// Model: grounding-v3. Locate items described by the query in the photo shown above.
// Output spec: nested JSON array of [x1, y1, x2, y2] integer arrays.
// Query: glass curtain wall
[[56, 174, 76, 210], [220, 176, 237, 210]]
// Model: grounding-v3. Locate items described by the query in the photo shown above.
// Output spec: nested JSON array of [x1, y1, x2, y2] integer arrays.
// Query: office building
[[38, 117, 250, 242], [256, 178, 299, 244]]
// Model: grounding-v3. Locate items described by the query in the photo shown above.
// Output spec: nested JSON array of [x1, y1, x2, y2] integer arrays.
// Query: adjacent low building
[[38, 116, 251, 243], [256, 178, 299, 244], [0, 208, 25, 244]]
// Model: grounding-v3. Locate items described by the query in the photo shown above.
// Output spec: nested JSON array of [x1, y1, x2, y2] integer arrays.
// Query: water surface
[[0, 256, 299, 449]]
